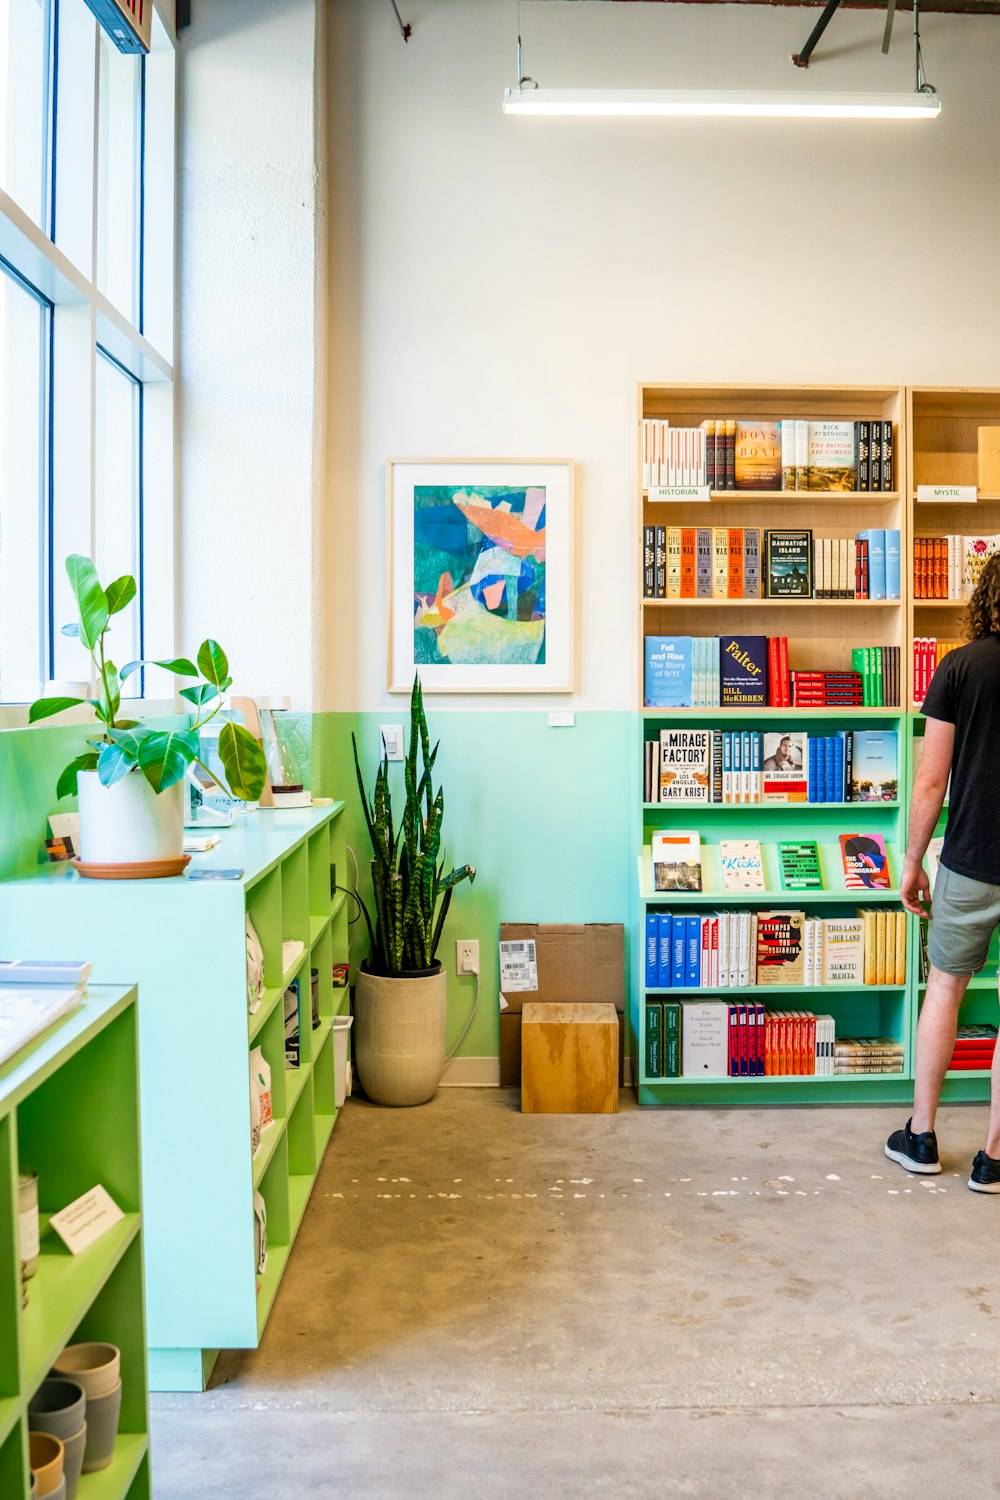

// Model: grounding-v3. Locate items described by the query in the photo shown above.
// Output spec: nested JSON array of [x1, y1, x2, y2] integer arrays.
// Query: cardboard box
[[497, 923, 625, 1014], [521, 1002, 619, 1114], [500, 1010, 625, 1087]]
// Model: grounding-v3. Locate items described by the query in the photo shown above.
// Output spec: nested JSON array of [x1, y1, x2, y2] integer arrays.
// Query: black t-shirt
[[922, 635, 1000, 884]]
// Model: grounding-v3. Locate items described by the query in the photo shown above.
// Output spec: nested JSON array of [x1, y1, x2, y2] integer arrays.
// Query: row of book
[[913, 534, 998, 600], [651, 834, 893, 896], [640, 418, 895, 493], [913, 638, 959, 702], [644, 727, 897, 805], [950, 1026, 998, 1071], [644, 635, 901, 709], [645, 1000, 904, 1079], [644, 908, 906, 989], [641, 527, 902, 602]]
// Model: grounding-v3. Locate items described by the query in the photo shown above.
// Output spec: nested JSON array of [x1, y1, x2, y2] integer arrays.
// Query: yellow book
[[857, 908, 877, 985], [894, 910, 907, 985], [977, 426, 1000, 494], [666, 527, 682, 599], [712, 528, 729, 599], [875, 910, 887, 986]]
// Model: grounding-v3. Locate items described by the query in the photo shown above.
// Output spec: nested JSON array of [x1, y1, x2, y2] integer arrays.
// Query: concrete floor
[[152, 1090, 1000, 1498]]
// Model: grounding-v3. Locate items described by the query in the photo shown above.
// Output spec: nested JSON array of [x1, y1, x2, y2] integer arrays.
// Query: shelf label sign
[[917, 485, 977, 504], [50, 1185, 125, 1255], [648, 486, 711, 503]]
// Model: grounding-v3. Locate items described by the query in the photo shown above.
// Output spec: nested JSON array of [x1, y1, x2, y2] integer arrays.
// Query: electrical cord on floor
[[446, 970, 480, 1061]]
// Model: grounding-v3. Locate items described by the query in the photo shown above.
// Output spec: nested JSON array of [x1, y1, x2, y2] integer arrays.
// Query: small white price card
[[917, 485, 977, 504], [648, 485, 711, 503], [50, 1185, 124, 1255]]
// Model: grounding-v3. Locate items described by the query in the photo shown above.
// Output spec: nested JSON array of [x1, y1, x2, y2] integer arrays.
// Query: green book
[[663, 1002, 681, 1078], [873, 647, 884, 707], [645, 1002, 663, 1078], [778, 841, 824, 891]]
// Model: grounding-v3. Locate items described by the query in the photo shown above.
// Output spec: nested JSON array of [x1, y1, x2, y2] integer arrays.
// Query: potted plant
[[351, 675, 475, 1105], [29, 555, 267, 875]]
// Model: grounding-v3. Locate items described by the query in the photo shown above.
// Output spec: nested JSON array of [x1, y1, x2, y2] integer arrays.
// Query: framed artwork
[[387, 458, 574, 693]]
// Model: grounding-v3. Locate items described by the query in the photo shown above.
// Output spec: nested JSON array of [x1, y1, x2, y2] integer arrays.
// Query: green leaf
[[28, 696, 85, 723], [108, 726, 151, 760], [153, 657, 199, 677], [65, 555, 109, 650], [119, 661, 142, 684], [60, 622, 80, 638], [56, 752, 99, 801], [137, 729, 200, 792], [97, 738, 137, 788], [218, 721, 267, 801], [105, 574, 137, 615], [197, 639, 229, 690], [112, 718, 139, 730], [180, 683, 222, 707]]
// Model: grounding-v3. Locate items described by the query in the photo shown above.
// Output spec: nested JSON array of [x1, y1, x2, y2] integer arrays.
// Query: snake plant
[[352, 675, 475, 976]]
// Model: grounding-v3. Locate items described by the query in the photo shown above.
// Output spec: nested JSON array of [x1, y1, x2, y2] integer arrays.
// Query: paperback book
[[719, 840, 766, 892], [762, 730, 808, 803], [658, 730, 712, 802], [778, 842, 823, 891], [765, 531, 812, 598], [839, 834, 891, 891], [755, 911, 806, 986], [652, 831, 702, 893]]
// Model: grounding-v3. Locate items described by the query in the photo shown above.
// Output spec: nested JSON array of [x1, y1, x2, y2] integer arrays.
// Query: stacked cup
[[52, 1344, 122, 1474], [28, 1381, 84, 1499], [28, 1433, 65, 1500]]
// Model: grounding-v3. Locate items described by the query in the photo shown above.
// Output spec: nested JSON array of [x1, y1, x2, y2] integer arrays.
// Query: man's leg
[[986, 1004, 1000, 1159], [911, 966, 970, 1135]]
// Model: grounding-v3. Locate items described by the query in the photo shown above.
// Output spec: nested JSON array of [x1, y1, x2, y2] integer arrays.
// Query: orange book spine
[[727, 528, 744, 598], [680, 527, 697, 599]]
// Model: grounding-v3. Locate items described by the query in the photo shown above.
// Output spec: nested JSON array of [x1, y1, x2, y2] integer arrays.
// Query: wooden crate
[[520, 1002, 619, 1115]]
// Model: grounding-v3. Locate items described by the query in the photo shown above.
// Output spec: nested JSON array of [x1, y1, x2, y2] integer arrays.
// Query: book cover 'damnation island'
[[719, 635, 768, 706]]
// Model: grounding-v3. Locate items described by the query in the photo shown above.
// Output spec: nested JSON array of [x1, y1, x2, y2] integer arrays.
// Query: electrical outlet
[[456, 939, 479, 975], [380, 724, 404, 761]]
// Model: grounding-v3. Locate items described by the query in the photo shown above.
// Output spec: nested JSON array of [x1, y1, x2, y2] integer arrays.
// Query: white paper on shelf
[[0, 988, 81, 1067], [281, 940, 305, 975], [50, 1185, 125, 1255]]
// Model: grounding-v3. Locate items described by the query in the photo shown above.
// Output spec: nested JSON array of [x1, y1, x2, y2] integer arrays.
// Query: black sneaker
[[968, 1150, 1000, 1194], [884, 1119, 942, 1175]]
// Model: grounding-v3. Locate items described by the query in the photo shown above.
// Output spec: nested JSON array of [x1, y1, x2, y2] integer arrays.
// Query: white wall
[[178, 0, 324, 706], [322, 0, 1000, 712]]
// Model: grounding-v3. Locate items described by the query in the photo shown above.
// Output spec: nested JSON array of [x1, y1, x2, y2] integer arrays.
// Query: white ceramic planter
[[77, 771, 184, 866], [354, 965, 447, 1107]]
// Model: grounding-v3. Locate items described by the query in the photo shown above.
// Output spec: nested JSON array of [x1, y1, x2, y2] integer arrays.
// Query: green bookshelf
[[0, 985, 150, 1499], [0, 805, 350, 1392]]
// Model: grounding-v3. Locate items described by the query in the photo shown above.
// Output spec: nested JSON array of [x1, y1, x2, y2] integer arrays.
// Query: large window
[[0, 0, 175, 710]]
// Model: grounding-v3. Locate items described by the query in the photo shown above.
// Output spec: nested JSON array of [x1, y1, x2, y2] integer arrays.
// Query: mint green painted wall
[[313, 712, 631, 1061]]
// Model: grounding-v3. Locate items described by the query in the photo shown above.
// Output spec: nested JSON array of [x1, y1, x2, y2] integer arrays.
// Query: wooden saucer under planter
[[70, 856, 191, 880], [353, 962, 447, 1107]]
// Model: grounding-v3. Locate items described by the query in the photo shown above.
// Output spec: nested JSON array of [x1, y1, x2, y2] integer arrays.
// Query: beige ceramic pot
[[353, 963, 447, 1106]]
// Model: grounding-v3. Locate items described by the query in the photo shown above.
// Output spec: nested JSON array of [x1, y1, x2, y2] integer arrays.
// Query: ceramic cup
[[52, 1343, 121, 1400], [29, 1473, 38, 1497], [28, 1431, 63, 1498], [18, 1172, 39, 1279], [28, 1379, 86, 1441], [81, 1380, 122, 1473], [56, 1425, 86, 1500]]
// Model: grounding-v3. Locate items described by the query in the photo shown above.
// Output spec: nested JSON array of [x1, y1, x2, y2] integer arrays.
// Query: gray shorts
[[928, 865, 1000, 976]]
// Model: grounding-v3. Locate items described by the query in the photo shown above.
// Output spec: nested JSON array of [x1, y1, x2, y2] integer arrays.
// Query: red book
[[949, 1057, 994, 1071], [728, 529, 744, 599], [728, 1005, 738, 1077], [680, 527, 697, 599], [767, 636, 780, 706], [778, 636, 790, 707]]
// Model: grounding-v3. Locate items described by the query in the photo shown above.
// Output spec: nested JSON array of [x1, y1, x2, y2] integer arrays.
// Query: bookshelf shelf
[[641, 707, 898, 721], [645, 490, 901, 505], [0, 805, 351, 1393], [641, 598, 898, 610], [643, 801, 900, 812], [0, 987, 151, 1496]]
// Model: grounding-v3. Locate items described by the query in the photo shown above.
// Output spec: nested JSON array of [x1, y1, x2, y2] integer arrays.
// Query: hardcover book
[[765, 530, 813, 598], [807, 421, 856, 492], [652, 830, 702, 893], [762, 730, 808, 803], [681, 1002, 729, 1077], [839, 833, 891, 891], [755, 911, 805, 986], [658, 729, 711, 802], [734, 421, 781, 491], [778, 841, 823, 891], [851, 730, 898, 802], [719, 839, 765, 892], [719, 635, 767, 706], [821, 918, 864, 985], [644, 636, 693, 708]]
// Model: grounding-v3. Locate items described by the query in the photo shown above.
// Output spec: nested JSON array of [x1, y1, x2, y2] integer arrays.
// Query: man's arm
[[901, 716, 955, 916]]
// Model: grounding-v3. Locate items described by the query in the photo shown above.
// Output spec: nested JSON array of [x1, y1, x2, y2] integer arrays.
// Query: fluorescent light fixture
[[503, 86, 941, 121]]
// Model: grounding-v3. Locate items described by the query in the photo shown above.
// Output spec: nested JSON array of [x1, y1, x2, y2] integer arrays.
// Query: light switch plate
[[548, 712, 575, 728], [380, 724, 404, 761]]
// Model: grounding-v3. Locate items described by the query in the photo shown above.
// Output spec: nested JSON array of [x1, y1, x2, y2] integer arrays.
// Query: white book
[[926, 835, 945, 892], [728, 911, 740, 991], [738, 911, 751, 986], [0, 988, 81, 1067], [718, 913, 729, 987], [821, 918, 864, 985], [781, 421, 795, 490], [642, 419, 652, 491], [802, 921, 813, 987], [0, 960, 91, 987], [681, 1002, 729, 1077], [795, 419, 809, 490], [719, 839, 765, 892]]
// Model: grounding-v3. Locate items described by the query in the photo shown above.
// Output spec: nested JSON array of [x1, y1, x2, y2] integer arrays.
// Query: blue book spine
[[868, 529, 887, 600], [685, 914, 701, 987], [671, 919, 686, 987], [657, 914, 672, 989], [808, 737, 819, 803], [836, 733, 846, 803], [817, 737, 827, 804], [824, 736, 836, 804], [723, 732, 732, 803], [751, 733, 761, 805], [646, 912, 659, 987], [693, 636, 704, 708], [884, 528, 901, 600]]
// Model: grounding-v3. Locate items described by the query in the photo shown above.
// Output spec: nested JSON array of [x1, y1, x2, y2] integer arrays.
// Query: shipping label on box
[[499, 939, 539, 994]]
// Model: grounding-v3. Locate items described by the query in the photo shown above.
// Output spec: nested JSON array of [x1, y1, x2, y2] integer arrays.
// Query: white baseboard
[[439, 1055, 500, 1087]]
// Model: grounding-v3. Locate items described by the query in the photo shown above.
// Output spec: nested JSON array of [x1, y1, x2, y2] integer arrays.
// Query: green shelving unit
[[0, 806, 350, 1391], [0, 985, 150, 1499]]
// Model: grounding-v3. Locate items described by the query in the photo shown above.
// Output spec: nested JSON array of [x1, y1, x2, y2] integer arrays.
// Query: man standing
[[886, 554, 1000, 1193]]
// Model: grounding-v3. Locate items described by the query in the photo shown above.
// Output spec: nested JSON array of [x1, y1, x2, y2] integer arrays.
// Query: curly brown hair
[[966, 552, 1000, 640]]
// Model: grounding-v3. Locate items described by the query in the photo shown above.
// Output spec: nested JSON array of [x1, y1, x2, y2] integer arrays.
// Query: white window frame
[[0, 0, 177, 726]]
